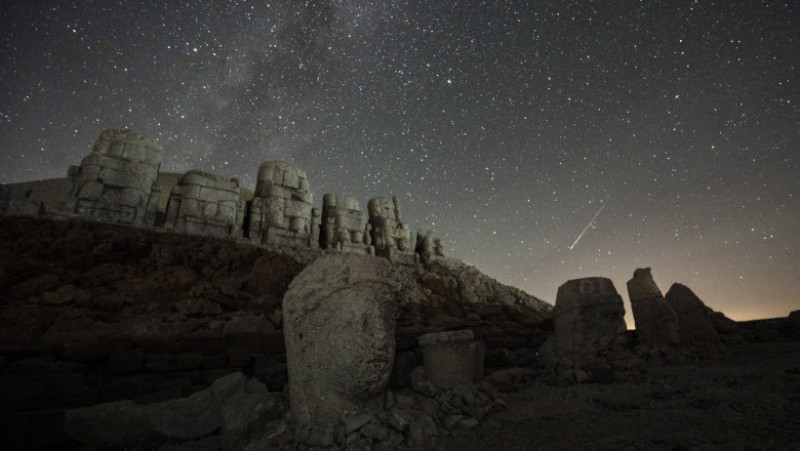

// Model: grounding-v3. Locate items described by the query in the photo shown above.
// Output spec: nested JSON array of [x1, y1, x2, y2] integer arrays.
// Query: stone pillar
[[283, 254, 402, 446], [418, 330, 484, 388], [626, 268, 680, 348]]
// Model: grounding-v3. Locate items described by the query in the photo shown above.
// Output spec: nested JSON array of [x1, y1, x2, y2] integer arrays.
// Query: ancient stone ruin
[[626, 268, 739, 359], [282, 254, 402, 446], [69, 129, 163, 225], [626, 267, 680, 348], [368, 196, 415, 264], [248, 161, 319, 248], [320, 194, 372, 254], [537, 277, 628, 382], [0, 129, 446, 264], [163, 170, 244, 237]]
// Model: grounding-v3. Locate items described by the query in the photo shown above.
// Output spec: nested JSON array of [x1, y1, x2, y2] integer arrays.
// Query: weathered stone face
[[627, 268, 680, 348], [248, 161, 317, 248], [539, 277, 627, 378], [71, 129, 162, 225], [164, 170, 243, 237], [283, 254, 402, 431]]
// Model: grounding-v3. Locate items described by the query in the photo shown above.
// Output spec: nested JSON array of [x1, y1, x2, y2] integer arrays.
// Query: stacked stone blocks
[[247, 161, 319, 248], [164, 170, 243, 237], [320, 194, 372, 254], [70, 129, 162, 225]]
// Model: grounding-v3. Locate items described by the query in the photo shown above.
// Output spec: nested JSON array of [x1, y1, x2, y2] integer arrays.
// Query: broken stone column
[[538, 277, 627, 380], [247, 161, 318, 248], [283, 254, 402, 446], [70, 129, 162, 225], [626, 268, 680, 348], [367, 196, 414, 263], [163, 170, 243, 237], [418, 329, 484, 388], [319, 194, 371, 254]]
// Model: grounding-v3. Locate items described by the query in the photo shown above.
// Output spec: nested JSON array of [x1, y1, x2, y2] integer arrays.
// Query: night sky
[[1, 1, 798, 324]]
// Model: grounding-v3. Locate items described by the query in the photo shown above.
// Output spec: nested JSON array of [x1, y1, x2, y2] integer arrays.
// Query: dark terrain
[[411, 339, 800, 451], [0, 216, 797, 450]]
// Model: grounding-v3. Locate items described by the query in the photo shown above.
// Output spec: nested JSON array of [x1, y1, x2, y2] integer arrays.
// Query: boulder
[[626, 268, 680, 348], [282, 254, 403, 443]]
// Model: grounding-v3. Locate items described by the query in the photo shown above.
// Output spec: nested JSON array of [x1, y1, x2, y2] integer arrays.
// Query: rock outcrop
[[0, 129, 453, 265], [282, 254, 404, 446]]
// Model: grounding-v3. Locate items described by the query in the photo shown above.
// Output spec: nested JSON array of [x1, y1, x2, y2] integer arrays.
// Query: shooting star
[[568, 204, 605, 251]]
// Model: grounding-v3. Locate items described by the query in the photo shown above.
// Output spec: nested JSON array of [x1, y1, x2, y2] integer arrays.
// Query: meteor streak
[[568, 204, 605, 250]]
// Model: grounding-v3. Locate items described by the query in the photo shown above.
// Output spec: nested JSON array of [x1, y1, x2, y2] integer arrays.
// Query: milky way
[[1, 1, 798, 322]]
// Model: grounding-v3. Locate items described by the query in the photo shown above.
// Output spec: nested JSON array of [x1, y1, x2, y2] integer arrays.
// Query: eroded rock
[[538, 277, 627, 380], [627, 268, 680, 348]]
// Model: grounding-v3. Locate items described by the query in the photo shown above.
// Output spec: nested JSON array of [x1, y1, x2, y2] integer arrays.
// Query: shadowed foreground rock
[[538, 277, 627, 381], [64, 372, 279, 449], [627, 268, 680, 348], [283, 254, 404, 446]]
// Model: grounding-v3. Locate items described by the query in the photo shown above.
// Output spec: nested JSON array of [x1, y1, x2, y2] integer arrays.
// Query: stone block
[[418, 330, 484, 388]]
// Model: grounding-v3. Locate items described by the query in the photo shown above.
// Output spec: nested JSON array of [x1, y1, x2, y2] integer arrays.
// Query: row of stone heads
[[65, 129, 445, 259]]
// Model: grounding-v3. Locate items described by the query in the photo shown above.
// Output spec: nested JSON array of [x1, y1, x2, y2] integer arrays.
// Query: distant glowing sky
[[1, 1, 798, 324]]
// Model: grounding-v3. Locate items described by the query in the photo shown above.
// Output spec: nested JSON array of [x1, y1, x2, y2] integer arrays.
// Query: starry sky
[[1, 1, 798, 324]]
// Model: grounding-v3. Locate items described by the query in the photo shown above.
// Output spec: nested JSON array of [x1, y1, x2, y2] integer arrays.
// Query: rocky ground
[[1, 216, 798, 450], [405, 338, 800, 451]]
